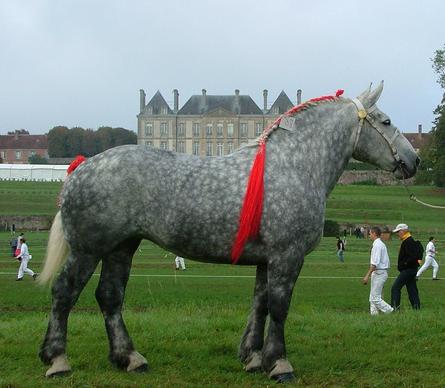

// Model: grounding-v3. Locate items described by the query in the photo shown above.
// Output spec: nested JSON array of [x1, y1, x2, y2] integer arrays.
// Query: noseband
[[351, 98, 405, 173]]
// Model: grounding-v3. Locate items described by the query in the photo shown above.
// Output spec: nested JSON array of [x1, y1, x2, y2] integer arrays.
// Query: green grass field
[[0, 181, 444, 387]]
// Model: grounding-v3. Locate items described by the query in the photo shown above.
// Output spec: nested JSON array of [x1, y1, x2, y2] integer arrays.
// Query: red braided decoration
[[230, 89, 344, 264], [67, 155, 86, 175]]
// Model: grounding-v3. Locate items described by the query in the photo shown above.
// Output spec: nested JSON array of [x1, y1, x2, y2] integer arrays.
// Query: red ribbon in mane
[[231, 89, 344, 264], [67, 155, 86, 175]]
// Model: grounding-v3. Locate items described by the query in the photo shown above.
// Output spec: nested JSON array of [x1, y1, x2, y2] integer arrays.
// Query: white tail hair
[[38, 211, 69, 285]]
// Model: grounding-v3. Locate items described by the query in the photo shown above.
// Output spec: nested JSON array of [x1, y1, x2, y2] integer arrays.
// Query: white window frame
[[206, 142, 213, 156], [206, 123, 213, 137], [240, 123, 248, 137], [255, 122, 262, 137], [193, 123, 200, 137], [216, 142, 224, 156], [160, 122, 168, 136], [227, 142, 234, 154], [227, 123, 234, 138], [177, 141, 185, 153], [193, 141, 200, 155], [145, 122, 153, 136], [178, 122, 185, 137], [160, 141, 168, 150], [15, 150, 21, 160], [216, 123, 223, 137]]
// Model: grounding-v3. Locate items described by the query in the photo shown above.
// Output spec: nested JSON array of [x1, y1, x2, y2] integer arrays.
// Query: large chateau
[[137, 89, 302, 156]]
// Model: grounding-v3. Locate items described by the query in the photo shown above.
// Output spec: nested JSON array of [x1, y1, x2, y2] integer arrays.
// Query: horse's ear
[[361, 81, 384, 109]]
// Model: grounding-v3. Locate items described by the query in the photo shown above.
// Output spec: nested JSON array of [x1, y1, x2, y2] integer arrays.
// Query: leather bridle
[[351, 98, 407, 174]]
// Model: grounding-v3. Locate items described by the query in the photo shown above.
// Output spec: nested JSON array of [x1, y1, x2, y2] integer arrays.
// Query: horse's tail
[[38, 211, 70, 285]]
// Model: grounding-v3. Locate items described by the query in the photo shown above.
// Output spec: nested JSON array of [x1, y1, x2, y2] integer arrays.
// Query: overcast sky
[[1, 0, 444, 135]]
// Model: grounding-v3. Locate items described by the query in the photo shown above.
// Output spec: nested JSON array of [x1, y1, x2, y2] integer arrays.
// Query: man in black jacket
[[391, 223, 421, 310]]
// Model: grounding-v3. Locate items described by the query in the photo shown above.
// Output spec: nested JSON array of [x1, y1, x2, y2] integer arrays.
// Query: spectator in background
[[175, 256, 186, 271], [10, 234, 18, 257], [16, 238, 37, 281], [336, 237, 345, 263], [363, 226, 393, 315], [15, 233, 24, 257], [416, 237, 440, 280]]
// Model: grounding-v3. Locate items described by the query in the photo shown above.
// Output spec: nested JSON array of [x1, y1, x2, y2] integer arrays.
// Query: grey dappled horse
[[39, 83, 418, 382]]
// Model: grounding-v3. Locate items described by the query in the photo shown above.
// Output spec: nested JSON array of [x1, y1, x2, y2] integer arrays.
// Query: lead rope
[[401, 175, 445, 209]]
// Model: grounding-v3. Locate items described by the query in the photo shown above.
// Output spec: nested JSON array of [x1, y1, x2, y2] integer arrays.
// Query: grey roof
[[178, 95, 263, 115], [268, 91, 294, 115], [142, 91, 173, 115]]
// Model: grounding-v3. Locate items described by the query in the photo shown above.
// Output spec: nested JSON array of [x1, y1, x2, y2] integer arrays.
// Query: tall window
[[206, 142, 213, 156], [240, 123, 248, 137], [145, 122, 153, 136], [161, 106, 168, 115], [178, 122, 185, 137], [227, 142, 234, 154], [193, 141, 200, 155], [206, 123, 213, 137], [177, 141, 185, 153], [193, 123, 200, 137], [216, 123, 223, 137], [15, 151, 21, 160], [255, 122, 262, 136], [227, 123, 234, 138], [160, 141, 168, 150], [145, 141, 153, 147], [216, 142, 224, 156], [160, 122, 168, 136]]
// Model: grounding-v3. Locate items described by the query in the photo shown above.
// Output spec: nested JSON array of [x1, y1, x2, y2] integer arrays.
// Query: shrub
[[323, 219, 340, 237]]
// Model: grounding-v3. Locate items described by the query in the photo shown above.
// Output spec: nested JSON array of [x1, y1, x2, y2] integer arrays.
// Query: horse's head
[[351, 82, 419, 179]]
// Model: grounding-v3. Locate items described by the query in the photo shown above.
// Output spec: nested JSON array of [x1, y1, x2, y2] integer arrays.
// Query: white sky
[[0, 0, 444, 134]]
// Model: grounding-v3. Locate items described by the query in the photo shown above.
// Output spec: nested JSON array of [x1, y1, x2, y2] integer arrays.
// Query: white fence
[[0, 164, 68, 181]]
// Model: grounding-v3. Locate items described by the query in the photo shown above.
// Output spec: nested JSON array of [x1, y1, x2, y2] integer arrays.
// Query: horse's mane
[[242, 92, 346, 150]]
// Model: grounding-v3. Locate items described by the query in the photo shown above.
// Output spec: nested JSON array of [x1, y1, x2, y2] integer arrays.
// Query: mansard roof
[[178, 95, 263, 115], [142, 91, 173, 115], [268, 91, 294, 114]]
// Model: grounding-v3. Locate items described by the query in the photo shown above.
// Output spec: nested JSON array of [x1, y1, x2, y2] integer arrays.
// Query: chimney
[[418, 124, 422, 140], [297, 89, 302, 105], [173, 89, 179, 113], [202, 88, 207, 107], [139, 89, 146, 113], [263, 89, 268, 112]]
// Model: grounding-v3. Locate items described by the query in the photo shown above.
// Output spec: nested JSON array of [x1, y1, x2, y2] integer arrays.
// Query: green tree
[[28, 154, 48, 164], [430, 45, 445, 187], [47, 126, 69, 157]]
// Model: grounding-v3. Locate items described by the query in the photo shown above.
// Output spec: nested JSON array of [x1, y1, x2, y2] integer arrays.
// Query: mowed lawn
[[0, 181, 444, 387]]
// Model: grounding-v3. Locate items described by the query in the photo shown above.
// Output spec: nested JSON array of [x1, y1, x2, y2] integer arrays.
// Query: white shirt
[[18, 242, 30, 260], [425, 241, 436, 259], [370, 238, 390, 270]]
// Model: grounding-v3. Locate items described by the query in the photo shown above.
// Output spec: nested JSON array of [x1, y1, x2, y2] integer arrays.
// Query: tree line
[[47, 126, 137, 158], [418, 44, 445, 187]]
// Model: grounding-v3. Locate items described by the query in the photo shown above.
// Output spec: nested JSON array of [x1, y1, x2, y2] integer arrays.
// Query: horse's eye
[[382, 119, 391, 126]]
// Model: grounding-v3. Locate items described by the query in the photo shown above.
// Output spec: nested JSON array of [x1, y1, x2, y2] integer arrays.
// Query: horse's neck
[[268, 102, 356, 196]]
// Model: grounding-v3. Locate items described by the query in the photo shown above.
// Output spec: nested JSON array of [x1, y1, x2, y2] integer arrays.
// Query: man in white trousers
[[175, 256, 186, 270], [417, 237, 439, 280], [363, 227, 393, 315], [16, 238, 37, 281]]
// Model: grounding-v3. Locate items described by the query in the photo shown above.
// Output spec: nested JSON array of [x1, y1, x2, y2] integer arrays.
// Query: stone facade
[[137, 89, 301, 156]]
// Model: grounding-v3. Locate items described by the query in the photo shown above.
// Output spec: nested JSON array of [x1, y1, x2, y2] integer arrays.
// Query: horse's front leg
[[262, 255, 304, 383], [239, 264, 268, 372]]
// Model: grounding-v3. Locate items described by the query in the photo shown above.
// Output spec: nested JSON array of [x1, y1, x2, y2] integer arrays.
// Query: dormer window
[[161, 106, 167, 115]]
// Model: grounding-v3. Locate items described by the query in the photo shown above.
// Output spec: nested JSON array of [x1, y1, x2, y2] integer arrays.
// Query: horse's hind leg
[[39, 252, 100, 377], [95, 238, 148, 372], [239, 264, 268, 372]]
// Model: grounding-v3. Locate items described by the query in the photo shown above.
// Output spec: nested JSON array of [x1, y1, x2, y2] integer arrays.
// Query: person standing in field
[[363, 226, 393, 315], [391, 224, 421, 310], [175, 256, 186, 270], [16, 238, 37, 281], [15, 232, 24, 257], [10, 234, 18, 257], [416, 237, 440, 280], [336, 237, 345, 263]]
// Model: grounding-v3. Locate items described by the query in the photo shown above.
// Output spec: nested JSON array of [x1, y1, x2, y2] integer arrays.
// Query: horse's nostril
[[415, 157, 421, 166]]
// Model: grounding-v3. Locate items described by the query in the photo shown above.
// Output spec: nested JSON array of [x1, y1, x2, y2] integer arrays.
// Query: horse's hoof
[[132, 363, 149, 373], [244, 351, 262, 373], [45, 354, 71, 377], [126, 351, 149, 372], [273, 372, 295, 384]]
